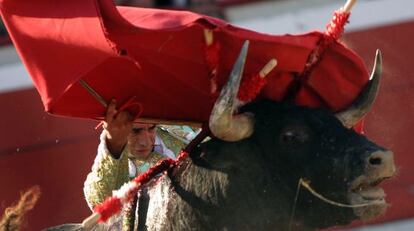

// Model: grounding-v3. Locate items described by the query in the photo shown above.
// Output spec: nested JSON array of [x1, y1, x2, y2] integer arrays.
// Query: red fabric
[[0, 0, 369, 123]]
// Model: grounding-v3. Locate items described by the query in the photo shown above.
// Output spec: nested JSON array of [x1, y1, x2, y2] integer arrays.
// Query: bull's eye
[[282, 131, 296, 142], [280, 128, 309, 144]]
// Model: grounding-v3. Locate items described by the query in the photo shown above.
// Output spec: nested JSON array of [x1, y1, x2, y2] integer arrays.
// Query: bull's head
[[208, 42, 395, 228]]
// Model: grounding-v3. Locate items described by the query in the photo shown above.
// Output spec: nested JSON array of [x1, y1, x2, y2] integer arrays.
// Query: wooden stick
[[343, 0, 357, 13], [79, 79, 108, 107], [81, 212, 100, 230], [204, 29, 213, 46], [259, 59, 277, 78]]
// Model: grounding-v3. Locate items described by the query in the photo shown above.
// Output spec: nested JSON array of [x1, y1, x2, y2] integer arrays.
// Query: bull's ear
[[335, 50, 382, 128], [209, 41, 255, 141]]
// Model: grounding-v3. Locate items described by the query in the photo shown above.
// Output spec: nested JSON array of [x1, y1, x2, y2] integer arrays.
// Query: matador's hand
[[104, 99, 133, 157]]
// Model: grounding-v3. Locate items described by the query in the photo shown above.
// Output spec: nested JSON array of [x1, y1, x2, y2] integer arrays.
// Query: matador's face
[[127, 123, 157, 159]]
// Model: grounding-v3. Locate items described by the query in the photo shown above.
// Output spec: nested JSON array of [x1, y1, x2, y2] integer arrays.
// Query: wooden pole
[[259, 59, 277, 78], [343, 0, 357, 13], [78, 79, 108, 107]]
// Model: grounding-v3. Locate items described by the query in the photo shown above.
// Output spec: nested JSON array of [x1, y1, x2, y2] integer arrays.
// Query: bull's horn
[[335, 50, 382, 128], [209, 41, 255, 141]]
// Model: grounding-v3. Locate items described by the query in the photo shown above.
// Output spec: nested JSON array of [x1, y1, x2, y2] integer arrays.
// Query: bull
[[49, 42, 395, 231]]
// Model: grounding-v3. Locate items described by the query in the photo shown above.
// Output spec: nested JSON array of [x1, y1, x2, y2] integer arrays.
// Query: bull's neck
[[169, 139, 300, 229]]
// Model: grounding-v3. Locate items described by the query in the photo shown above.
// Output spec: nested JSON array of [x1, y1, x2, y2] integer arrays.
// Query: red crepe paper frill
[[303, 10, 350, 78], [287, 10, 351, 102], [353, 120, 365, 135], [325, 10, 350, 40], [238, 74, 267, 102], [94, 150, 190, 223], [94, 197, 122, 222], [134, 158, 175, 184], [176, 150, 190, 162], [204, 42, 220, 93]]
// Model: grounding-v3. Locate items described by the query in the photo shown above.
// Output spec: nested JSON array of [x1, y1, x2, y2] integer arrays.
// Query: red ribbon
[[238, 74, 267, 102]]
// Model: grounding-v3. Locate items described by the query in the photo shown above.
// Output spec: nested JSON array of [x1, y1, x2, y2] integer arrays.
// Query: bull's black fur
[[138, 100, 387, 231]]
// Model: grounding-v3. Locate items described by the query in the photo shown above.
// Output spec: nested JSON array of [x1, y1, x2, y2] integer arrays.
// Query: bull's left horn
[[335, 50, 382, 128], [209, 41, 254, 141]]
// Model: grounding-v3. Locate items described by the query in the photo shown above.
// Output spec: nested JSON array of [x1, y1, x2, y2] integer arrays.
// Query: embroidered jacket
[[83, 129, 186, 230]]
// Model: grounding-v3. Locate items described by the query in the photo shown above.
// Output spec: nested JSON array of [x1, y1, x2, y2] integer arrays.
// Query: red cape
[[0, 0, 369, 124]]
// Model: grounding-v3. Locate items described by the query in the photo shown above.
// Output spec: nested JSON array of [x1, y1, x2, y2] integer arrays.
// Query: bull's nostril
[[369, 157, 382, 165]]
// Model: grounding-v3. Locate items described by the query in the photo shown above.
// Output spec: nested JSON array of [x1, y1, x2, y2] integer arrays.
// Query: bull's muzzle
[[348, 149, 396, 221], [366, 150, 396, 179]]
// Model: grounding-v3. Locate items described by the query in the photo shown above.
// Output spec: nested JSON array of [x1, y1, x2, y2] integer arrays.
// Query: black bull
[[133, 100, 395, 231], [48, 44, 395, 231]]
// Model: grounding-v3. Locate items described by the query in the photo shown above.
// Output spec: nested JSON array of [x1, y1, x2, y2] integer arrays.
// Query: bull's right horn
[[335, 50, 382, 128], [209, 41, 255, 141]]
